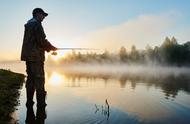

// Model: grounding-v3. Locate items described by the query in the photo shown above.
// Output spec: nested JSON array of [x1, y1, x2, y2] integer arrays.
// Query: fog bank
[[48, 63, 190, 79]]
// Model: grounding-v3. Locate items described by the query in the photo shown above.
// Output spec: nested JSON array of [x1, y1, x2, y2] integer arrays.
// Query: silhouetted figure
[[21, 8, 57, 107], [25, 105, 47, 124], [25, 106, 35, 124]]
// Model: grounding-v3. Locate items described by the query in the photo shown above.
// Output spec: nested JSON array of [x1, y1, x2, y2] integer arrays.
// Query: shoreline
[[0, 69, 25, 123]]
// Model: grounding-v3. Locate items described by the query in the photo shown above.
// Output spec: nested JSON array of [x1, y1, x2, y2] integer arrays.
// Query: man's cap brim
[[43, 13, 48, 16]]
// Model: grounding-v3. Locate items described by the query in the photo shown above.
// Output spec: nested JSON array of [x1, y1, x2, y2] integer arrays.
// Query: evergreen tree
[[119, 46, 128, 62]]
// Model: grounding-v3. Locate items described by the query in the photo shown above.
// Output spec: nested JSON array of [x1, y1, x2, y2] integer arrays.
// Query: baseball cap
[[32, 8, 48, 17]]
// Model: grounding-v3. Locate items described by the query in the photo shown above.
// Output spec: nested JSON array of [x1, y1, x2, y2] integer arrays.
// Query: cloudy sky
[[0, 0, 190, 60]]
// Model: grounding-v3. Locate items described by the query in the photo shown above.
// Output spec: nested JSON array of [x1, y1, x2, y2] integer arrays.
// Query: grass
[[0, 69, 25, 123]]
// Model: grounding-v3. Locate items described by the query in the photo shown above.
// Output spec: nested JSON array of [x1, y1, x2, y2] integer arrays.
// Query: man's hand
[[51, 46, 58, 55], [52, 46, 58, 51], [51, 51, 57, 56]]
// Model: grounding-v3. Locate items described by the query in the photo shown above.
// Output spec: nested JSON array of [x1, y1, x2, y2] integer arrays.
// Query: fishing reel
[[51, 51, 57, 56]]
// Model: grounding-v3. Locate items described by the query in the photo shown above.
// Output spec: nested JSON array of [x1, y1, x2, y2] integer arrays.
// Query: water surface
[[1, 62, 190, 124]]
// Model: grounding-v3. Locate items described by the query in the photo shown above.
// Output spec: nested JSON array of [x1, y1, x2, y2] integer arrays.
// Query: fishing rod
[[51, 48, 99, 55], [57, 48, 98, 50]]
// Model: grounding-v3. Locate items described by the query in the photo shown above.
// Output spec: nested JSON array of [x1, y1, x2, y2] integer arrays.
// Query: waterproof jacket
[[21, 18, 55, 61]]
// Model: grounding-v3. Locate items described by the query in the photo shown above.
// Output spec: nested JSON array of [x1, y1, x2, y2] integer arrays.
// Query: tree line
[[52, 37, 190, 66]]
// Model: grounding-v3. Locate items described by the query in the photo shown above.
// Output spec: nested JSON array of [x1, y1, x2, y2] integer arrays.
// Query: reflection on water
[[46, 69, 190, 99], [94, 99, 110, 121], [1, 62, 190, 124], [25, 105, 46, 124], [17, 68, 190, 124], [47, 72, 64, 86]]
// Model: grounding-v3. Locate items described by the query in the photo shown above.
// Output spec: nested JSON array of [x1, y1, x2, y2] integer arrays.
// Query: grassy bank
[[0, 69, 25, 123]]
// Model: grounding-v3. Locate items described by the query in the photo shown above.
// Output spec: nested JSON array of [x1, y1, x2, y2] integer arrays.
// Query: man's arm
[[35, 24, 57, 52]]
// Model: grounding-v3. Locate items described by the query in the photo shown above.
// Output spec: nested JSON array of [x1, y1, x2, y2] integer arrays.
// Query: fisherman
[[21, 8, 57, 107]]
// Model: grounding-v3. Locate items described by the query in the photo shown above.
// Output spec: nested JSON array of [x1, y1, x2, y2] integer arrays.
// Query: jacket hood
[[27, 18, 37, 24], [25, 18, 40, 27]]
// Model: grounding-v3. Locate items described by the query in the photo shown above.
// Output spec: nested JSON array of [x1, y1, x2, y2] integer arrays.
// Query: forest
[[48, 37, 190, 66]]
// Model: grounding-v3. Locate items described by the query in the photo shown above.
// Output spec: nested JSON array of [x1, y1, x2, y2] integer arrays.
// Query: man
[[21, 8, 57, 107]]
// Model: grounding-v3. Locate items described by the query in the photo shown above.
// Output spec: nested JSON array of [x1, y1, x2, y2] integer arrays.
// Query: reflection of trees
[[134, 75, 190, 99], [47, 70, 190, 99], [131, 80, 136, 90], [69, 76, 80, 87], [160, 75, 190, 99], [63, 72, 190, 100], [119, 76, 127, 88]]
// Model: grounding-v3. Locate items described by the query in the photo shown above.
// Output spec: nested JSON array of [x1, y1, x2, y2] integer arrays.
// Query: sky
[[0, 0, 190, 60]]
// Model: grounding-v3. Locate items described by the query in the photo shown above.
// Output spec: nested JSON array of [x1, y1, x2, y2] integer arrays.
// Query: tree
[[160, 37, 177, 64], [130, 45, 140, 62], [161, 37, 171, 48], [171, 37, 178, 45], [101, 49, 110, 62], [145, 45, 154, 59], [119, 46, 128, 62]]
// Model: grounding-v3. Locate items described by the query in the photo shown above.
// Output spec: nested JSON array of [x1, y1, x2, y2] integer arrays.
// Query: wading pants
[[25, 61, 46, 107]]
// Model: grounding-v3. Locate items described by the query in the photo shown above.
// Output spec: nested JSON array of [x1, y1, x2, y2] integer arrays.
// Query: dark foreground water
[[1, 62, 190, 124]]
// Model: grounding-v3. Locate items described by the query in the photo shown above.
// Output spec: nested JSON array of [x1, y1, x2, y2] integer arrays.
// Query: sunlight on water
[[47, 71, 65, 86], [1, 62, 190, 124], [44, 69, 190, 123]]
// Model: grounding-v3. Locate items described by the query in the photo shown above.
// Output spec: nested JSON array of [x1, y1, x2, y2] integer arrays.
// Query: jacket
[[21, 18, 55, 61]]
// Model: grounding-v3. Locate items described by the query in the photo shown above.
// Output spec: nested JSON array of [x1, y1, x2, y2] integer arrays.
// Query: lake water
[[1, 61, 190, 124]]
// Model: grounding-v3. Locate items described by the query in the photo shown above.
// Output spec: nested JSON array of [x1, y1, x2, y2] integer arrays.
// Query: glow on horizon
[[0, 0, 190, 61]]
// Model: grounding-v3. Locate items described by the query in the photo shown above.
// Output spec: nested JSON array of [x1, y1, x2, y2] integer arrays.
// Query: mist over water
[[1, 61, 190, 78], [48, 63, 190, 79], [1, 61, 190, 124]]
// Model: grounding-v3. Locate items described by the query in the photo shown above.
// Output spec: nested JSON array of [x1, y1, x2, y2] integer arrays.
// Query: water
[[1, 61, 190, 124]]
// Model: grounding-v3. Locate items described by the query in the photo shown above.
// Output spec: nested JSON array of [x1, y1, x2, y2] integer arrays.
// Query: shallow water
[[1, 62, 190, 124]]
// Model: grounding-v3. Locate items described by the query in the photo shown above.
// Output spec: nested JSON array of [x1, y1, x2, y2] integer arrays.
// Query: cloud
[[75, 11, 180, 51]]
